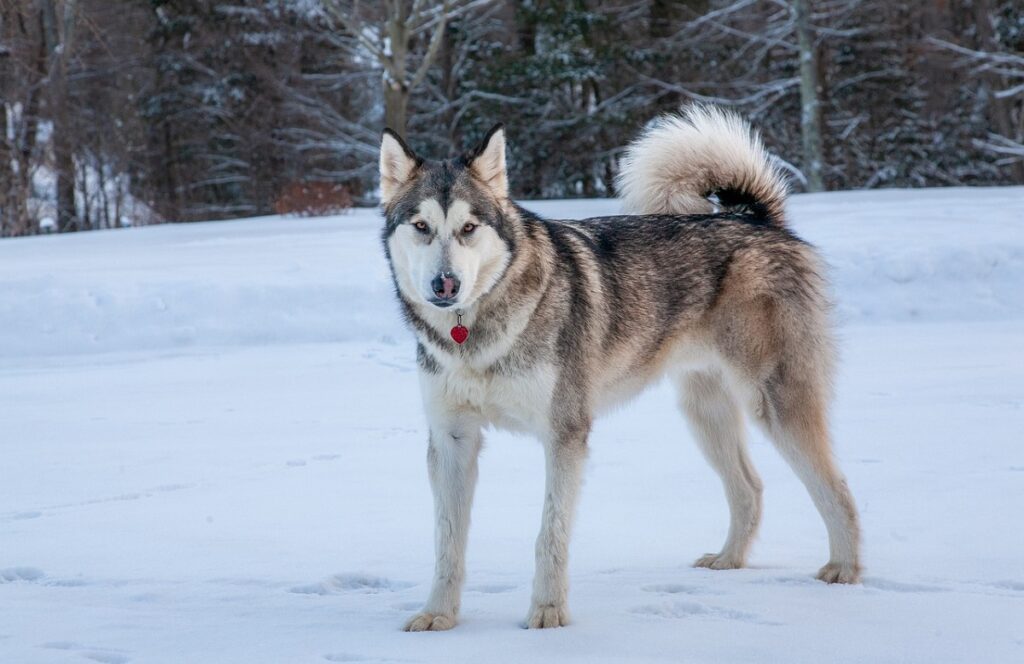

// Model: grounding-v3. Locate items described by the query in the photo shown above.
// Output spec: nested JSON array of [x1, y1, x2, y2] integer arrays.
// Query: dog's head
[[379, 125, 514, 312]]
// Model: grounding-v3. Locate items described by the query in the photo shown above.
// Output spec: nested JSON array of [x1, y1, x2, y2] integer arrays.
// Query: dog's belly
[[591, 333, 719, 415]]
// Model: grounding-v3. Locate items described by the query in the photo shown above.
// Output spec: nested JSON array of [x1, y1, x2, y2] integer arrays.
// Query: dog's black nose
[[431, 272, 460, 299]]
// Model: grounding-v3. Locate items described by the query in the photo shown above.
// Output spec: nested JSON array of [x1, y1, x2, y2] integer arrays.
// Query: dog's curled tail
[[616, 105, 789, 226]]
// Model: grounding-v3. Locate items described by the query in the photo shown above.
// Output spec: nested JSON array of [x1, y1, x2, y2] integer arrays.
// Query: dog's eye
[[412, 220, 429, 233], [462, 222, 477, 234]]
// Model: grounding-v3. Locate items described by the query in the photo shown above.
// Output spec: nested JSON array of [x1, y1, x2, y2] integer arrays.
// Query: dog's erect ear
[[465, 123, 507, 200], [379, 129, 421, 206]]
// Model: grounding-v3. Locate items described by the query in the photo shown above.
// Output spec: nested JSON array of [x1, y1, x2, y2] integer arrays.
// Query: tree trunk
[[0, 102, 12, 236], [41, 0, 78, 231], [383, 80, 409, 138], [97, 159, 111, 229], [383, 3, 410, 139], [439, 20, 459, 153], [795, 0, 824, 192], [54, 122, 77, 231], [77, 157, 89, 230]]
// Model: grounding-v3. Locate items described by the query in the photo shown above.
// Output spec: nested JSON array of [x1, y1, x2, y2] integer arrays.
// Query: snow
[[1, 187, 1023, 663]]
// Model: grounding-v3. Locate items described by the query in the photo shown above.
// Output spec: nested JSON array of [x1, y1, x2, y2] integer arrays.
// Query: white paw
[[525, 602, 570, 629], [403, 611, 456, 632], [693, 552, 744, 570], [816, 561, 861, 584]]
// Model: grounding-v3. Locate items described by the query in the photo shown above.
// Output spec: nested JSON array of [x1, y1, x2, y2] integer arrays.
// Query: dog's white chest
[[426, 361, 556, 436]]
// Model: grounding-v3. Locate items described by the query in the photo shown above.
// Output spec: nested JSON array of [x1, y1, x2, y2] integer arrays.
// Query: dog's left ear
[[465, 123, 507, 200]]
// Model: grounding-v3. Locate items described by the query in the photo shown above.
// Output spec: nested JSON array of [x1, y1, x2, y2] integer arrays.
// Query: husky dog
[[379, 106, 861, 631]]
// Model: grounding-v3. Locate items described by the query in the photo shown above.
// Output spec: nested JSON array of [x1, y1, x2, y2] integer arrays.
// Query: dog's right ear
[[379, 129, 421, 206]]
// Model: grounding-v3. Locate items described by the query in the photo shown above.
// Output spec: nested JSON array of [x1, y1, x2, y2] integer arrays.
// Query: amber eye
[[413, 220, 429, 233], [462, 222, 477, 234]]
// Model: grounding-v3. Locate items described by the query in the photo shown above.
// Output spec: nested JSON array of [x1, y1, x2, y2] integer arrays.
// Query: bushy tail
[[616, 105, 789, 226]]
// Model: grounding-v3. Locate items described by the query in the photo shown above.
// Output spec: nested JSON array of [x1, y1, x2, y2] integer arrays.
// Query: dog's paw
[[693, 552, 743, 570], [403, 612, 456, 632], [525, 602, 570, 629], [816, 561, 861, 584]]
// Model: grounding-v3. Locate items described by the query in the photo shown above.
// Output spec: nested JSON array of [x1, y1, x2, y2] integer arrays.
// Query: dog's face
[[380, 125, 514, 312]]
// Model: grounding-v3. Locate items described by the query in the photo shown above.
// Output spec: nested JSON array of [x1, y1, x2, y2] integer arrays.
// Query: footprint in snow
[[862, 578, 947, 593], [2, 568, 90, 588], [153, 483, 195, 492], [467, 583, 516, 594], [207, 576, 285, 588], [752, 574, 819, 587], [985, 580, 1024, 593], [0, 567, 45, 583], [82, 652, 129, 664], [41, 641, 78, 650], [630, 600, 776, 625], [290, 573, 413, 595], [641, 583, 718, 596], [323, 654, 413, 663], [8, 483, 199, 521], [47, 577, 88, 587], [39, 643, 129, 664]]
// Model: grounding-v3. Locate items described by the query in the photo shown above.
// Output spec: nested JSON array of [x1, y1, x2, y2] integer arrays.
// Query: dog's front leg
[[526, 422, 589, 629], [404, 416, 482, 632]]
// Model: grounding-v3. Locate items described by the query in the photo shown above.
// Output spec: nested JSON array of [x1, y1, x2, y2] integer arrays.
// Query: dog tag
[[451, 325, 469, 345]]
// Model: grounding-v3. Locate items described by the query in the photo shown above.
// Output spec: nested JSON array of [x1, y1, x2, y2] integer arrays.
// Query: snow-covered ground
[[1, 188, 1022, 663]]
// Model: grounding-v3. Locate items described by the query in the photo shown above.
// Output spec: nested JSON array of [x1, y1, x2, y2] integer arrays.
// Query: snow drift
[[0, 187, 1021, 359]]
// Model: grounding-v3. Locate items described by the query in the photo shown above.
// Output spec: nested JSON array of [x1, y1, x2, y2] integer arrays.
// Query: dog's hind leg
[[677, 369, 763, 570], [404, 413, 483, 632], [526, 423, 589, 629], [755, 368, 861, 584], [706, 245, 861, 583]]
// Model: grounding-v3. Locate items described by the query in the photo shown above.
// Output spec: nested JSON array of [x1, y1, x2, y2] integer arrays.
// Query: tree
[[40, 0, 79, 231], [794, 0, 824, 191], [1, 6, 34, 236], [321, 0, 492, 138], [0, 0, 52, 236], [933, 0, 1024, 181]]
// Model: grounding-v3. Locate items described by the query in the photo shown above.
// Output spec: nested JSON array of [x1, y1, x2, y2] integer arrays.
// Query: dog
[[378, 105, 861, 631]]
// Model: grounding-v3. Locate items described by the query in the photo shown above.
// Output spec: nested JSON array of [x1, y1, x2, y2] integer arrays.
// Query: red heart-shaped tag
[[450, 325, 469, 345]]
